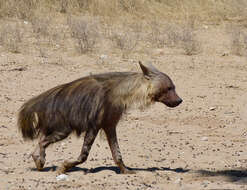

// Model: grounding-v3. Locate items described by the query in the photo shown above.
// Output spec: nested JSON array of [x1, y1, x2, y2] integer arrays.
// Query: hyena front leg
[[104, 127, 135, 174], [57, 127, 99, 174]]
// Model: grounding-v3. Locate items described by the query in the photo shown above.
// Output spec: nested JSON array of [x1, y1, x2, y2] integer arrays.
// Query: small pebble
[[201, 137, 208, 141], [209, 107, 216, 111], [56, 174, 69, 181]]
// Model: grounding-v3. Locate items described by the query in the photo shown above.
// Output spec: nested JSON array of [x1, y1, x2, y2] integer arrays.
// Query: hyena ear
[[139, 61, 159, 79]]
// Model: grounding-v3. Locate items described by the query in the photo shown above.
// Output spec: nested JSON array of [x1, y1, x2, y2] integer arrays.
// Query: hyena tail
[[18, 104, 40, 140]]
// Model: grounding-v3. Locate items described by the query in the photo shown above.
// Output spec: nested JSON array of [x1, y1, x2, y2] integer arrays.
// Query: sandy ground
[[0, 25, 247, 190]]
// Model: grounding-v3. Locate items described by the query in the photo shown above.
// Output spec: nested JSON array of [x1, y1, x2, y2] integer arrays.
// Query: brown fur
[[18, 61, 182, 174]]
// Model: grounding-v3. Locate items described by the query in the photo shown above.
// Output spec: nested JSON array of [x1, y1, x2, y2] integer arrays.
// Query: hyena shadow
[[32, 165, 247, 184], [85, 167, 247, 184], [70, 166, 247, 184], [81, 166, 190, 174], [32, 165, 190, 174], [196, 169, 247, 184]]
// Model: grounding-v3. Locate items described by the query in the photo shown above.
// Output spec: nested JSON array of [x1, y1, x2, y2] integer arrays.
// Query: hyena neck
[[111, 73, 154, 110]]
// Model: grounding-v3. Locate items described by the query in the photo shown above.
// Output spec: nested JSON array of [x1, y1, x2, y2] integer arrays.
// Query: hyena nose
[[178, 98, 183, 105], [175, 98, 182, 106]]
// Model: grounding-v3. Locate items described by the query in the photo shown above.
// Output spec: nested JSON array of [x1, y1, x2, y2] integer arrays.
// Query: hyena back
[[18, 61, 182, 174]]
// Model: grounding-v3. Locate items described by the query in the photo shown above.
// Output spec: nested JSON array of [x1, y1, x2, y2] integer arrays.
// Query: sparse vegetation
[[0, 0, 246, 57], [31, 15, 51, 38], [148, 20, 166, 48], [67, 16, 99, 54], [150, 19, 201, 55], [110, 26, 140, 58], [0, 23, 23, 53], [228, 25, 247, 56], [0, 0, 246, 22], [180, 19, 201, 55], [164, 23, 182, 48]]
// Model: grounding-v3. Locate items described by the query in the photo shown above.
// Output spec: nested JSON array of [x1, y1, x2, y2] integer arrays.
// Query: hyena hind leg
[[32, 131, 70, 171], [57, 127, 99, 174]]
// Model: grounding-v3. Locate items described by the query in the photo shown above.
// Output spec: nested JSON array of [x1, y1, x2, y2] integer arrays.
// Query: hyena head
[[139, 61, 182, 108]]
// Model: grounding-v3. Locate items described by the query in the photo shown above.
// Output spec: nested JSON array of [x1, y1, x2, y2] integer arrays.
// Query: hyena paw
[[56, 161, 70, 174], [32, 154, 45, 171], [56, 166, 67, 175]]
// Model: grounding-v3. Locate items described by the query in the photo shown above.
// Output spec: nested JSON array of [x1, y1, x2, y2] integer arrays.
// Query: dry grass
[[164, 23, 182, 48], [30, 13, 53, 58], [67, 16, 99, 54], [180, 19, 201, 55], [148, 18, 201, 55], [0, 0, 246, 23], [0, 0, 246, 57], [0, 0, 36, 19], [181, 28, 199, 56], [109, 26, 140, 58], [0, 23, 23, 53], [148, 20, 166, 48], [31, 15, 51, 38], [228, 25, 247, 56]]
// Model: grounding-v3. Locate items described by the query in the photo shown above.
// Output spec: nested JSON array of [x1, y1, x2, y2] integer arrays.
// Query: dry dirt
[[0, 24, 247, 190]]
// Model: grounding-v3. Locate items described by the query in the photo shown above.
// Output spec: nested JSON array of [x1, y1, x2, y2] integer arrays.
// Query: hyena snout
[[165, 98, 182, 107], [163, 91, 183, 108], [172, 97, 183, 107]]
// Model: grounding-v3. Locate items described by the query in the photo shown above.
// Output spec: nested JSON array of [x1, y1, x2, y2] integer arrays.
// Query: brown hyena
[[18, 61, 182, 174]]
